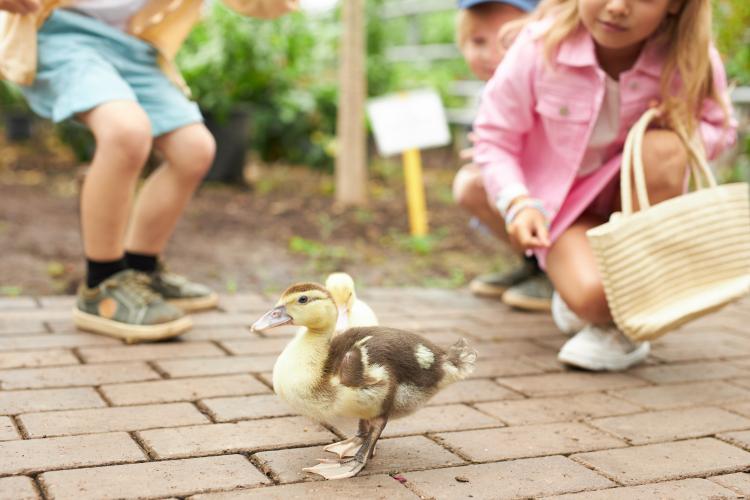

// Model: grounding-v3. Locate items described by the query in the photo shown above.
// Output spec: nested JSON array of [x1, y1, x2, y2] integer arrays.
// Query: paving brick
[[20, 403, 209, 438], [217, 338, 292, 356], [0, 432, 145, 475], [404, 456, 613, 500], [212, 292, 271, 313], [199, 395, 294, 422], [710, 472, 750, 496], [650, 332, 750, 362], [590, 407, 750, 445], [0, 349, 79, 370], [543, 478, 739, 499], [0, 297, 37, 311], [436, 422, 626, 462], [137, 416, 336, 459], [719, 429, 750, 451], [476, 393, 641, 425], [255, 435, 465, 483], [611, 381, 750, 410], [0, 388, 106, 415], [0, 362, 159, 390], [458, 321, 560, 341], [0, 476, 40, 500], [469, 357, 545, 378], [631, 361, 750, 385], [427, 379, 522, 406], [155, 354, 278, 378], [189, 474, 418, 500], [181, 326, 255, 341], [0, 417, 19, 441], [190, 312, 260, 328], [0, 320, 46, 336], [36, 296, 77, 309], [723, 401, 750, 419], [496, 372, 647, 397], [40, 455, 269, 500], [101, 374, 270, 405], [330, 404, 501, 439], [78, 342, 225, 363], [473, 340, 555, 359], [0, 334, 120, 351], [572, 438, 750, 485]]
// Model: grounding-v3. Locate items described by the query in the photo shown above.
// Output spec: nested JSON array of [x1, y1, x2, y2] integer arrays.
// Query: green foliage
[[714, 0, 750, 84]]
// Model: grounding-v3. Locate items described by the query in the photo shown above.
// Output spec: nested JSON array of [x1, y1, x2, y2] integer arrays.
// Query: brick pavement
[[0, 290, 748, 499]]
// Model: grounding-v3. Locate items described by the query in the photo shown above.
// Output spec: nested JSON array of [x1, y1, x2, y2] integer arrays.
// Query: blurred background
[[0, 0, 747, 297]]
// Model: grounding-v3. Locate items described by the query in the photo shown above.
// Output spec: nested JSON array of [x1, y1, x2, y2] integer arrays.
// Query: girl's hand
[[0, 0, 40, 14], [506, 205, 550, 252]]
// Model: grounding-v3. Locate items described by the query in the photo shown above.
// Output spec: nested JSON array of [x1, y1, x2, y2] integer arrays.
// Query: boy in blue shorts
[[0, 0, 296, 342]]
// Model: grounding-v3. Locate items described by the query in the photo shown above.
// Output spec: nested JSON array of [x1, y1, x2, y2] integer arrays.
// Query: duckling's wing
[[335, 334, 388, 388]]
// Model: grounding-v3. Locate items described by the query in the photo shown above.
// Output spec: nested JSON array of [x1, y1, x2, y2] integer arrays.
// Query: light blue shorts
[[21, 9, 202, 137]]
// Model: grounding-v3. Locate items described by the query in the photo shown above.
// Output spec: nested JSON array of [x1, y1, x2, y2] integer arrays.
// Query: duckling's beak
[[252, 305, 292, 332]]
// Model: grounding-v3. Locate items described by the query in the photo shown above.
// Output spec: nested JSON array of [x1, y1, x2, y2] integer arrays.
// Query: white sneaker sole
[[73, 308, 193, 344], [558, 341, 650, 371], [167, 292, 219, 313]]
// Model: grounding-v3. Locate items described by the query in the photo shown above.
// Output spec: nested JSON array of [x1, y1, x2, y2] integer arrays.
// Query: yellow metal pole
[[402, 148, 428, 236]]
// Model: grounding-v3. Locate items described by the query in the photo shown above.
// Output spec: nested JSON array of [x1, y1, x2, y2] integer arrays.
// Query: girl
[[473, 0, 736, 370]]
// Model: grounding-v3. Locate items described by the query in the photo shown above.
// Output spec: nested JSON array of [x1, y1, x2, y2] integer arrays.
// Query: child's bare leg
[[78, 101, 153, 260], [632, 130, 688, 209], [546, 214, 611, 325], [125, 123, 216, 254], [453, 163, 508, 240]]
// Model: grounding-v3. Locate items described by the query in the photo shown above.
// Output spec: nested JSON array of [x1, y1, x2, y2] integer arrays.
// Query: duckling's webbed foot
[[304, 416, 387, 480], [324, 419, 370, 458]]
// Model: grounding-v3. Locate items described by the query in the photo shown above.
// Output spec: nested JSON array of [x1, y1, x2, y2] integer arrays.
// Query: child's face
[[579, 0, 681, 57], [460, 4, 525, 81]]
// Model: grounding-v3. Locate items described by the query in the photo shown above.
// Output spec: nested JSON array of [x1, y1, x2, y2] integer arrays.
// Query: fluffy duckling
[[325, 272, 378, 334], [252, 282, 477, 480]]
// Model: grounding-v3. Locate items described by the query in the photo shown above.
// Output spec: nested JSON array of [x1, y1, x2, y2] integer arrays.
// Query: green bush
[[715, 0, 750, 84]]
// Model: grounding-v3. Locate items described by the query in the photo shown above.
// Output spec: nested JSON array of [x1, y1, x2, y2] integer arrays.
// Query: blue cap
[[457, 0, 539, 12]]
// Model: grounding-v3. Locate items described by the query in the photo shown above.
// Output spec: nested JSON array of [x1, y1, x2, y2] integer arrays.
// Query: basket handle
[[620, 108, 718, 216]]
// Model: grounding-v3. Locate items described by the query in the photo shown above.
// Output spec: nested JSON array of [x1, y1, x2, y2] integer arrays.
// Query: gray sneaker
[[469, 260, 537, 298], [501, 273, 553, 312], [150, 261, 219, 313], [74, 269, 192, 343]]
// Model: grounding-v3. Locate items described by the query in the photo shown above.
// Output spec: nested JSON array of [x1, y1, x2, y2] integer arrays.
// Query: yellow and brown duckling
[[252, 282, 477, 480], [325, 272, 378, 334]]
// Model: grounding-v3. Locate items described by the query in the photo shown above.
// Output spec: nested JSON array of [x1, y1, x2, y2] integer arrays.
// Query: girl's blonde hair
[[500, 0, 729, 136]]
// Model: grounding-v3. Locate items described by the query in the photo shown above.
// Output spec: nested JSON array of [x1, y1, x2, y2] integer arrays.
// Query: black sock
[[125, 251, 158, 273], [86, 258, 126, 288]]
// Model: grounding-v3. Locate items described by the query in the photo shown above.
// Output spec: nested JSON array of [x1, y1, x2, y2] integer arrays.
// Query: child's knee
[[641, 130, 688, 195], [452, 165, 485, 211], [175, 127, 216, 181], [96, 116, 153, 168]]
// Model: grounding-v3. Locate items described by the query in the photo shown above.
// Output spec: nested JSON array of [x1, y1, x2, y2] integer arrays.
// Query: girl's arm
[[473, 25, 538, 215], [221, 0, 298, 19], [699, 46, 738, 160]]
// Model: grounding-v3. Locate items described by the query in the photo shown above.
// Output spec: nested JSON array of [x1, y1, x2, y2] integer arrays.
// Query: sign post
[[367, 89, 451, 236]]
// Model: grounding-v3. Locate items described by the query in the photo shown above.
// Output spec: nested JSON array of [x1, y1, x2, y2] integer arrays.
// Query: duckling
[[325, 272, 378, 334], [252, 282, 477, 480]]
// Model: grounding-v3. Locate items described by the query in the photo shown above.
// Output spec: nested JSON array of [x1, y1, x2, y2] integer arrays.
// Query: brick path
[[0, 289, 749, 499]]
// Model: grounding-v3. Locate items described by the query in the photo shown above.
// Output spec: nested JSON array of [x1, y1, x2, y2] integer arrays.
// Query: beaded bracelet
[[504, 198, 551, 228]]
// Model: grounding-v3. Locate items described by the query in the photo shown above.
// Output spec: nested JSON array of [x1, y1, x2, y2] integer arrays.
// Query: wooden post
[[402, 148, 428, 236], [335, 0, 368, 205]]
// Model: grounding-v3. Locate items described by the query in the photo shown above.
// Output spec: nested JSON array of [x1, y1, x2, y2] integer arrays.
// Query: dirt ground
[[0, 125, 516, 297]]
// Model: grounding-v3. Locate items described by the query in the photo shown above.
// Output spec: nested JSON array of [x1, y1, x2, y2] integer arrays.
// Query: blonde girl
[[474, 0, 736, 370]]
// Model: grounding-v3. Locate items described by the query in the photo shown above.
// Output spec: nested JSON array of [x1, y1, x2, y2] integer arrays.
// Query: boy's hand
[[0, 0, 40, 14], [506, 205, 550, 252]]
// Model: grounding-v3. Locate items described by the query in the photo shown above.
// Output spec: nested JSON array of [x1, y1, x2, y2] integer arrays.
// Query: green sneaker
[[73, 269, 192, 343], [469, 259, 538, 298], [149, 262, 219, 313], [501, 273, 554, 312]]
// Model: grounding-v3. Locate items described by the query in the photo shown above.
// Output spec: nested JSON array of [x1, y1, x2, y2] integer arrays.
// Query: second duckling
[[325, 272, 378, 334], [252, 282, 477, 480]]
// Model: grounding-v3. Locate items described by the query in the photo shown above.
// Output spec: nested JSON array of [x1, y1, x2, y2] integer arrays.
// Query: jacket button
[[559, 106, 569, 117], [629, 82, 638, 90]]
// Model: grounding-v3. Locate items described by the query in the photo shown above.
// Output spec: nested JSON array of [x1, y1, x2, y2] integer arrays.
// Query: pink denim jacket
[[474, 21, 737, 248]]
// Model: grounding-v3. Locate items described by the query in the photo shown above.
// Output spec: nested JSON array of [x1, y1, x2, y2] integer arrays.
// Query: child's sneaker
[[551, 291, 587, 335], [73, 269, 192, 343], [149, 261, 219, 312], [558, 324, 650, 371], [469, 259, 538, 298], [501, 273, 553, 311]]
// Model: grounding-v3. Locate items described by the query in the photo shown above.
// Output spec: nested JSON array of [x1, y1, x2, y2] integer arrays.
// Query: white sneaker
[[551, 291, 587, 336], [558, 324, 650, 371]]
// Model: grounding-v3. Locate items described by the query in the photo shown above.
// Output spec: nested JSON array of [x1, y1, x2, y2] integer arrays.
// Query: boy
[[0, 0, 297, 342], [453, 0, 552, 312]]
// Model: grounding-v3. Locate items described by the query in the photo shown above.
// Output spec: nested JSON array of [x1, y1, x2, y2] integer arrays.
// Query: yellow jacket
[[0, 0, 298, 90]]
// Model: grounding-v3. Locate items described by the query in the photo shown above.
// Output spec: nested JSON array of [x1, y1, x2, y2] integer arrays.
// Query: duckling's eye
[[298, 296, 309, 304]]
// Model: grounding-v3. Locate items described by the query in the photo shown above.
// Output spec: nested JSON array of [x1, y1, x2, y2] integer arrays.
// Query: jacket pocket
[[535, 94, 593, 159]]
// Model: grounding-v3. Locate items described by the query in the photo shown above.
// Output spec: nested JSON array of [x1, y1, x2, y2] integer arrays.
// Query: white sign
[[367, 89, 452, 157]]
